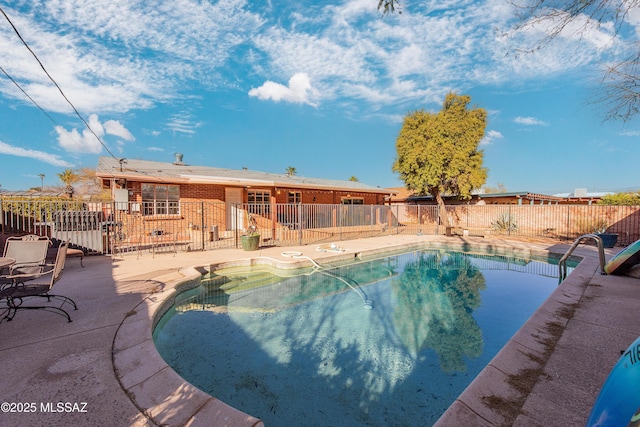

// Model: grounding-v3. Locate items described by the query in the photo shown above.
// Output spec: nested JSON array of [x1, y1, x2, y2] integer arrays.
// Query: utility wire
[[0, 61, 109, 149], [0, 64, 96, 162], [0, 7, 166, 184], [0, 6, 118, 161], [0, 64, 58, 125]]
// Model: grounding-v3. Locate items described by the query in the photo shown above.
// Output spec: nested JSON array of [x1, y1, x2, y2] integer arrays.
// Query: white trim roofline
[[96, 157, 394, 195]]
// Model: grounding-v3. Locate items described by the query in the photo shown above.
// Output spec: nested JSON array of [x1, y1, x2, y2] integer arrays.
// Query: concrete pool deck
[[0, 234, 637, 426]]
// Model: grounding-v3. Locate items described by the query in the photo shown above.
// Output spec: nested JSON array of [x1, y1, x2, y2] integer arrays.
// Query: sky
[[0, 0, 639, 195]]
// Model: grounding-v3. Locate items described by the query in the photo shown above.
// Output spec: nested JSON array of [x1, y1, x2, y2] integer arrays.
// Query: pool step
[[175, 272, 284, 312]]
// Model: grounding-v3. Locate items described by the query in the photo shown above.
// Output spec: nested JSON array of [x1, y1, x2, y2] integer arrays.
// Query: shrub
[[491, 212, 518, 232], [598, 192, 640, 206], [575, 217, 609, 234]]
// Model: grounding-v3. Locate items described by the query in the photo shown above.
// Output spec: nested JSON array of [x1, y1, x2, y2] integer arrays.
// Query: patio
[[0, 234, 637, 426]]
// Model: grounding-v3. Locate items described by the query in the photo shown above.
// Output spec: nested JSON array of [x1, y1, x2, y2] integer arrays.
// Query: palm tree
[[58, 169, 79, 198], [38, 173, 45, 191], [349, 176, 359, 182], [286, 166, 297, 177]]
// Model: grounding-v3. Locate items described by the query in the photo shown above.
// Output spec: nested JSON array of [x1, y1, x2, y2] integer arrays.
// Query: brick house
[[97, 155, 392, 206], [95, 156, 394, 246]]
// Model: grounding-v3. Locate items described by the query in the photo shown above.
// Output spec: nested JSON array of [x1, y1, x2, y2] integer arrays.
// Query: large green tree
[[392, 93, 487, 228]]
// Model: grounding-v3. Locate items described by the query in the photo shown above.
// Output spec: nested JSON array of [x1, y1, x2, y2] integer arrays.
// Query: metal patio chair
[[0, 234, 51, 291], [0, 241, 77, 323], [2, 234, 51, 276]]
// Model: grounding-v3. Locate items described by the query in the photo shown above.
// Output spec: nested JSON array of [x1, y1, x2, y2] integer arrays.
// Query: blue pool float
[[587, 336, 640, 426], [604, 239, 640, 275]]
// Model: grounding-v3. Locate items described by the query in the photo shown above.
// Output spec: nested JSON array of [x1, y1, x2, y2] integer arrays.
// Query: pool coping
[[111, 238, 599, 426]]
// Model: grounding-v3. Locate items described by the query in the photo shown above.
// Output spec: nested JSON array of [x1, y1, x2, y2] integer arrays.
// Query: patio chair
[[0, 240, 77, 323], [2, 234, 51, 275], [0, 234, 51, 291]]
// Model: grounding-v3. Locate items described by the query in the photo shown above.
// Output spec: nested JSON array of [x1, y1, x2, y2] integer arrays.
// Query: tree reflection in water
[[393, 251, 486, 372], [155, 250, 563, 426]]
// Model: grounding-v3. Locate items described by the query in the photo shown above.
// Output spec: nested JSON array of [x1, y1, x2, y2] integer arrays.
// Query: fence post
[[339, 205, 342, 241], [395, 205, 399, 234], [234, 203, 238, 249], [111, 200, 116, 255], [508, 205, 511, 237], [200, 201, 205, 251], [466, 204, 470, 230], [566, 205, 570, 242], [298, 202, 303, 246], [370, 204, 374, 235]]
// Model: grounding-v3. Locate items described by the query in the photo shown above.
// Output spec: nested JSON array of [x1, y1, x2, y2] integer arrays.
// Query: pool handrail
[[559, 233, 606, 281]]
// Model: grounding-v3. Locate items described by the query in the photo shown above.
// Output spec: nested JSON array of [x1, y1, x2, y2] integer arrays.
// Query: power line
[[0, 65, 58, 125], [0, 7, 168, 184], [0, 64, 97, 163], [0, 6, 118, 161]]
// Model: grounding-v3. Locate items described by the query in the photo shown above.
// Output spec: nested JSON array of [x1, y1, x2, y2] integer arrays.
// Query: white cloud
[[0, 0, 632, 118], [249, 73, 319, 106], [55, 126, 101, 154], [514, 116, 549, 126], [248, 0, 605, 109], [104, 120, 135, 141], [167, 111, 203, 135], [481, 129, 504, 145], [0, 141, 73, 167], [524, 10, 616, 50], [55, 114, 134, 153], [0, 1, 261, 114]]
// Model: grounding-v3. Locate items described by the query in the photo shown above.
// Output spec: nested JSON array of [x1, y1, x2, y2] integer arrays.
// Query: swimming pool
[[153, 249, 571, 426]]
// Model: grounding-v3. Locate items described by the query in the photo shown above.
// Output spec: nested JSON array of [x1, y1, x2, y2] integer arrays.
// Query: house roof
[[96, 157, 394, 195], [477, 191, 564, 202], [387, 188, 565, 202], [552, 190, 613, 199], [0, 189, 67, 198], [387, 187, 620, 204]]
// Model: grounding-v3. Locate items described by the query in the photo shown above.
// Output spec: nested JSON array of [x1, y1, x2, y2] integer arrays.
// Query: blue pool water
[[153, 249, 570, 426]]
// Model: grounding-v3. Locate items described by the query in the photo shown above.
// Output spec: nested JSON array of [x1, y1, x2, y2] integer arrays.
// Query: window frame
[[341, 197, 364, 205], [247, 190, 271, 215], [141, 184, 180, 216], [287, 191, 302, 204]]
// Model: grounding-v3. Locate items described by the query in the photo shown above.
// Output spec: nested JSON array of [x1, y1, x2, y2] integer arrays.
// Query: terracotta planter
[[241, 234, 260, 251]]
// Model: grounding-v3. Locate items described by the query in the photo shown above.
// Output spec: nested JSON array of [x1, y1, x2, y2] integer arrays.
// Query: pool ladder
[[558, 233, 606, 281]]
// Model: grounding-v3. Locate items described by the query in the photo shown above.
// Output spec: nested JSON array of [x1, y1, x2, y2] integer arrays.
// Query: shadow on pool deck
[[0, 234, 636, 426]]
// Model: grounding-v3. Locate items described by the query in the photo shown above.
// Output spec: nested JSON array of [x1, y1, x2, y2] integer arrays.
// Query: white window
[[342, 198, 364, 205], [288, 191, 302, 204], [142, 184, 180, 215], [248, 190, 271, 215]]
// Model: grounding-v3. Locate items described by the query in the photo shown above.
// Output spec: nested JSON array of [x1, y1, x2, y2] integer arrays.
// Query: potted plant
[[592, 220, 618, 248], [240, 213, 260, 251]]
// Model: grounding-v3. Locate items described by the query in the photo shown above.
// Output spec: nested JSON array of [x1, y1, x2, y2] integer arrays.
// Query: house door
[[225, 188, 243, 230]]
